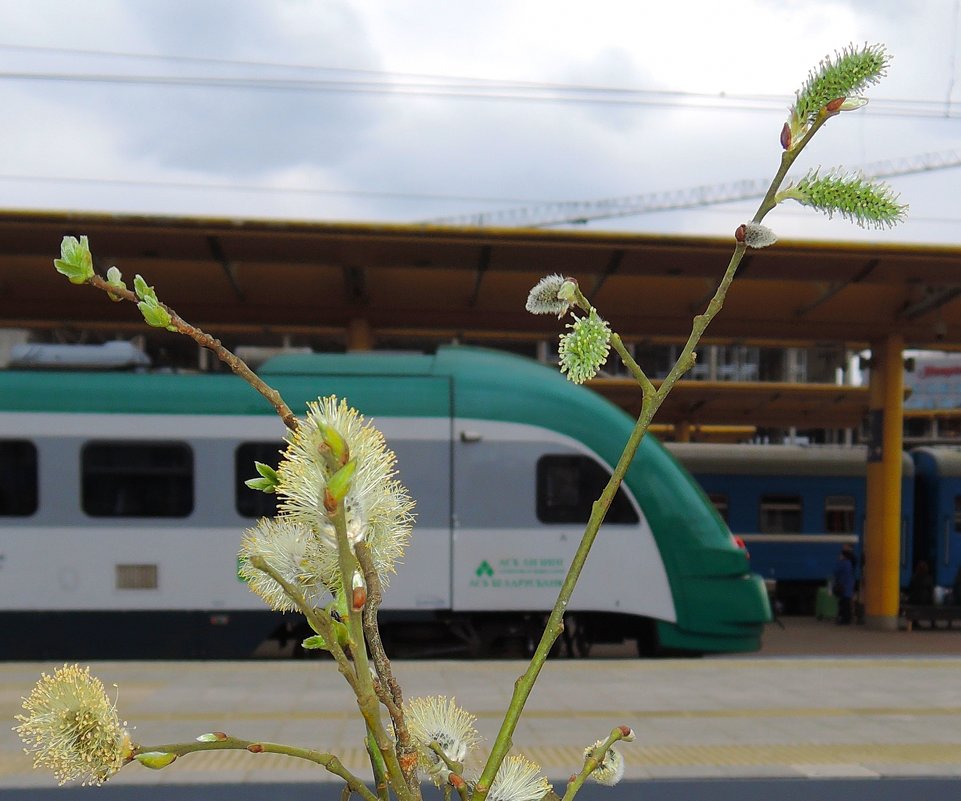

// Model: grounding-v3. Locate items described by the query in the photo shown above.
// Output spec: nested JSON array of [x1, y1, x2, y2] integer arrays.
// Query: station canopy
[[1, 211, 957, 429]]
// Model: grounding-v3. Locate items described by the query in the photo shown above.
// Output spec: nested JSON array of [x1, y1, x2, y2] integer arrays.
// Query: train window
[[708, 493, 729, 523], [536, 455, 639, 524], [825, 495, 856, 534], [0, 440, 38, 516], [236, 442, 283, 518], [82, 442, 193, 517], [759, 494, 802, 533]]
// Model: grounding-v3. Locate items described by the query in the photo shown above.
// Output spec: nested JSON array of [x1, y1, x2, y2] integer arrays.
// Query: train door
[[450, 418, 673, 621], [377, 416, 454, 612], [451, 420, 570, 613], [937, 488, 961, 588]]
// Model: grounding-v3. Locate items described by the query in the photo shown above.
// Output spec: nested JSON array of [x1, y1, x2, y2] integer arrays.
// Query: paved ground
[[3, 617, 960, 790]]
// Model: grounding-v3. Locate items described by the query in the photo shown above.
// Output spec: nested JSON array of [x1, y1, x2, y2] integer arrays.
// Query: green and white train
[[0, 346, 770, 658]]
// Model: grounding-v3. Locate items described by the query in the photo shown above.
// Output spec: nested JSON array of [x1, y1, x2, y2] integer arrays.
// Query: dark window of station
[[708, 493, 729, 523], [236, 442, 284, 518], [82, 442, 193, 517], [759, 494, 802, 533], [0, 440, 38, 516], [536, 455, 639, 524], [825, 495, 856, 534]]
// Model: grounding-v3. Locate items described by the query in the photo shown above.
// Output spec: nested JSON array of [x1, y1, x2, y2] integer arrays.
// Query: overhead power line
[[425, 151, 961, 228], [0, 42, 956, 118]]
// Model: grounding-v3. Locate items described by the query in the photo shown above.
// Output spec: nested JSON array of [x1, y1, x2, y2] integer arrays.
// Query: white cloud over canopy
[[0, 0, 957, 244]]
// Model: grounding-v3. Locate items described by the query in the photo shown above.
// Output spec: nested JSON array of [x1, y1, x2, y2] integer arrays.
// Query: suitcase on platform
[[815, 586, 838, 620]]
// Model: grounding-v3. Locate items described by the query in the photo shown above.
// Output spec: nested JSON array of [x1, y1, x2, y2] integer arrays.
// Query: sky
[[0, 0, 959, 245]]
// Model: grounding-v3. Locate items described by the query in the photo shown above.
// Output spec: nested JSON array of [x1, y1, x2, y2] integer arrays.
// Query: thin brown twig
[[356, 542, 420, 797], [132, 736, 376, 801], [87, 274, 299, 431]]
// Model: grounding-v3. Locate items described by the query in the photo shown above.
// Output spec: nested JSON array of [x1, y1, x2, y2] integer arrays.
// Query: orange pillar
[[346, 318, 374, 351], [863, 334, 904, 629]]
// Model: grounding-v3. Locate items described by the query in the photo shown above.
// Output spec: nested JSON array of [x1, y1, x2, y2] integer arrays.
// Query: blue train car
[[666, 444, 916, 610], [910, 447, 961, 591]]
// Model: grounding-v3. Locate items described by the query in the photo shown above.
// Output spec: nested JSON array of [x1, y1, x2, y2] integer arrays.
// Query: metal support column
[[864, 333, 904, 630], [346, 318, 374, 351]]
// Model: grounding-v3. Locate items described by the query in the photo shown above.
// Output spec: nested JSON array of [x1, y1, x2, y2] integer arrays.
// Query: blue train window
[[759, 494, 802, 533], [82, 442, 193, 517], [0, 439, 38, 516], [536, 455, 639, 524], [236, 442, 283, 518], [825, 495, 855, 533]]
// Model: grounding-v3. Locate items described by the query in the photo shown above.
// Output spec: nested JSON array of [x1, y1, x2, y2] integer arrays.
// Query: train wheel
[[635, 618, 660, 658]]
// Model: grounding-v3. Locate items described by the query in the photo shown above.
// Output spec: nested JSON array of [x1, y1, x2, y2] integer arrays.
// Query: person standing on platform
[[833, 546, 855, 625]]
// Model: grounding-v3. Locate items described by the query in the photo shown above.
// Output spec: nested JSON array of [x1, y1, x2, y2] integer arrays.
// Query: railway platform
[[2, 617, 961, 790]]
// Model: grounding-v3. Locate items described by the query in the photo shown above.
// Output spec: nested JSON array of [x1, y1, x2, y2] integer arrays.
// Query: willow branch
[[357, 542, 418, 793], [86, 274, 299, 431], [609, 333, 655, 397], [131, 736, 376, 801], [475, 106, 832, 801], [366, 728, 389, 801], [561, 727, 631, 801], [247, 556, 358, 694], [472, 395, 652, 799], [329, 505, 416, 801], [428, 741, 465, 779]]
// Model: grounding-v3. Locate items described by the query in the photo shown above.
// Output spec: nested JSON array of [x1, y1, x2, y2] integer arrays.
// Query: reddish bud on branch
[[780, 122, 792, 150]]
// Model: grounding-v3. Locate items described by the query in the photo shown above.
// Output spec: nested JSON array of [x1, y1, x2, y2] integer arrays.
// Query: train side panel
[[911, 447, 961, 588], [667, 444, 917, 606], [0, 346, 770, 657], [449, 418, 675, 623]]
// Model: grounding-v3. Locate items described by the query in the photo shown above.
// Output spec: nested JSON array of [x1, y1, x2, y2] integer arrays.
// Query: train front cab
[[442, 347, 771, 656]]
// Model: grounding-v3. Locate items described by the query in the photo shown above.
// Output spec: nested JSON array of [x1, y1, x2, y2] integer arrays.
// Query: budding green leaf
[[105, 265, 128, 302], [778, 168, 907, 229], [245, 461, 279, 493], [135, 751, 177, 770], [244, 476, 275, 493], [302, 634, 329, 650], [326, 459, 357, 503], [53, 235, 95, 285], [137, 299, 173, 329], [304, 618, 350, 650], [317, 421, 349, 465], [133, 274, 159, 304]]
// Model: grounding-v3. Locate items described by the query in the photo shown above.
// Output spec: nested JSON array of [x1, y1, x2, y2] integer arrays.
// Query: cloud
[[0, 0, 956, 244]]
